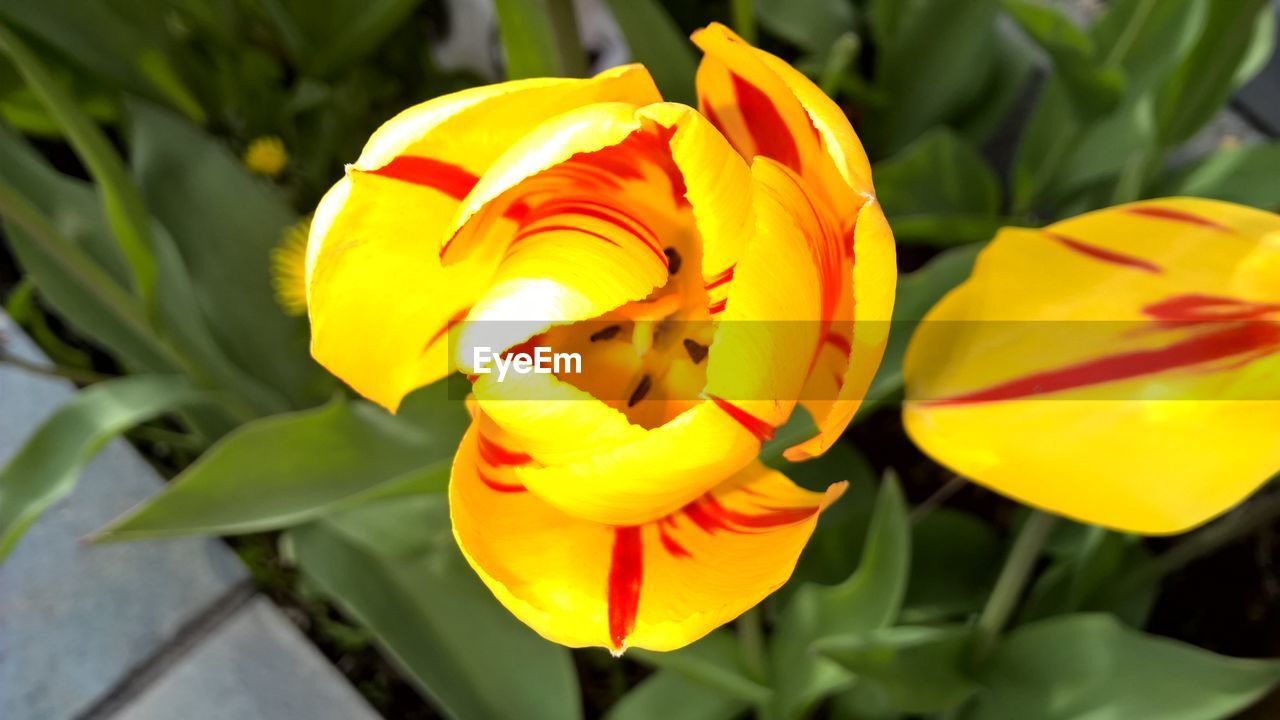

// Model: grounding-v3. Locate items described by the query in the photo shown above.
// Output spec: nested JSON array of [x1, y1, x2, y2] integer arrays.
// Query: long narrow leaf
[[494, 0, 585, 79], [0, 375, 211, 559], [0, 22, 156, 303], [602, 0, 697, 104]]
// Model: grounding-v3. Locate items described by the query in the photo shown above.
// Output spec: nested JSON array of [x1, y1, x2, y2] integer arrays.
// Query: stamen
[[590, 325, 622, 342], [628, 374, 652, 407], [683, 338, 709, 364], [663, 247, 682, 275]]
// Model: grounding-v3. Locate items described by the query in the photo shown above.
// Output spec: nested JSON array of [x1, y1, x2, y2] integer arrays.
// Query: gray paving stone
[[0, 311, 248, 720], [112, 598, 380, 720]]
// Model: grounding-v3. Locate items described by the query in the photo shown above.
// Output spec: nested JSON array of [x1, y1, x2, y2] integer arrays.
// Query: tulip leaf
[[605, 670, 748, 720], [289, 493, 583, 720], [1155, 142, 1280, 210], [1155, 0, 1271, 148], [756, 0, 856, 57], [861, 243, 982, 415], [872, 128, 1001, 245], [1018, 524, 1157, 628], [902, 508, 1001, 623], [767, 475, 911, 719], [780, 443, 878, 591], [257, 0, 422, 78], [815, 625, 978, 714], [601, 0, 696, 104], [93, 384, 469, 541], [1011, 0, 1204, 213], [0, 375, 211, 560], [126, 100, 325, 409], [494, 0, 585, 79], [969, 614, 1280, 720], [632, 630, 771, 705], [0, 21, 157, 304], [0, 0, 204, 120], [1001, 0, 1126, 119], [865, 0, 1000, 154]]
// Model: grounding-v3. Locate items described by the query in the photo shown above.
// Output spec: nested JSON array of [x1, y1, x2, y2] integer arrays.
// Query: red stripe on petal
[[709, 395, 776, 442], [658, 525, 691, 558], [1049, 233, 1162, 274], [478, 470, 526, 493], [704, 265, 736, 291], [423, 307, 470, 354], [477, 434, 533, 467], [1144, 294, 1280, 323], [702, 496, 818, 530], [1127, 206, 1233, 233], [708, 298, 728, 315], [365, 156, 479, 199], [608, 526, 643, 653], [923, 323, 1280, 406], [730, 74, 801, 171], [824, 332, 852, 357]]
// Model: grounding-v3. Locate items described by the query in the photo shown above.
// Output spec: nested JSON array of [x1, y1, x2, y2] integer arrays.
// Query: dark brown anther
[[628, 374, 652, 407], [663, 247, 682, 275], [590, 325, 622, 342], [683, 338, 708, 364]]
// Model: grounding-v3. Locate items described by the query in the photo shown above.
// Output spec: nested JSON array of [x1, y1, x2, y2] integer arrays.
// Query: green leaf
[[767, 475, 911, 719], [1011, 0, 1204, 213], [601, 0, 696, 104], [902, 508, 1001, 623], [865, 0, 1000, 154], [1155, 0, 1271, 147], [126, 100, 324, 408], [1156, 142, 1280, 211], [970, 614, 1280, 720], [1019, 524, 1157, 627], [756, 0, 856, 57], [633, 630, 771, 704], [289, 494, 582, 720], [0, 375, 210, 560], [605, 670, 748, 720], [0, 0, 203, 120], [779, 443, 878, 589], [860, 243, 982, 416], [258, 0, 422, 77], [494, 0, 585, 79], [815, 625, 978, 713], [0, 22, 157, 303], [1001, 0, 1126, 118], [92, 385, 469, 541], [872, 129, 1001, 244]]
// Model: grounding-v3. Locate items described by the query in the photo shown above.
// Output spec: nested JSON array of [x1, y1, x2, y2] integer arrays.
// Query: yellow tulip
[[304, 23, 896, 653], [905, 199, 1280, 535]]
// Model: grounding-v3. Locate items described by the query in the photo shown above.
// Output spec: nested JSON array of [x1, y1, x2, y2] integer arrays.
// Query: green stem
[[973, 510, 1056, 658], [737, 607, 767, 682], [730, 0, 756, 44]]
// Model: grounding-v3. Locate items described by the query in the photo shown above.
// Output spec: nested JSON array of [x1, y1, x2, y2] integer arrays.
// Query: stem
[[730, 0, 756, 44], [973, 510, 1056, 658], [737, 608, 767, 682], [910, 475, 967, 525]]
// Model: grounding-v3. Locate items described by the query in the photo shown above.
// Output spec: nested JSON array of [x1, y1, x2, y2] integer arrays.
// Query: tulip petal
[[446, 102, 754, 363], [451, 421, 845, 652], [691, 22, 872, 202], [305, 66, 661, 411], [904, 198, 1280, 533]]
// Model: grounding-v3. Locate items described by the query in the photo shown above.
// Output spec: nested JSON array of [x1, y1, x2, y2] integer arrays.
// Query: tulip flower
[[905, 199, 1280, 535], [304, 23, 896, 652]]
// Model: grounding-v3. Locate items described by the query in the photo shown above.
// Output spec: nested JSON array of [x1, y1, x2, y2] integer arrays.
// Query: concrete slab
[[0, 311, 248, 720], [111, 598, 380, 720]]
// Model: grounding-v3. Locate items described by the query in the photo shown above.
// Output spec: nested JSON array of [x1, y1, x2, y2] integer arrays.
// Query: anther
[[590, 325, 622, 342], [683, 339, 708, 364], [628, 374, 652, 407], [663, 247, 682, 275]]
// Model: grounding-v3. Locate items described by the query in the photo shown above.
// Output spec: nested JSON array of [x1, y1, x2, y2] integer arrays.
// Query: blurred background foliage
[[1, 0, 1280, 718]]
